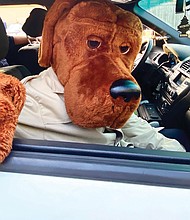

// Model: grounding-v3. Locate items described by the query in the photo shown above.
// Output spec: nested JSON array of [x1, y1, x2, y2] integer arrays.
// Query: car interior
[[1, 2, 190, 218], [0, 0, 190, 184]]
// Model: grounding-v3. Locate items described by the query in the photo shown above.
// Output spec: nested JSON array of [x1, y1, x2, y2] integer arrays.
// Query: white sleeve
[[121, 113, 186, 152]]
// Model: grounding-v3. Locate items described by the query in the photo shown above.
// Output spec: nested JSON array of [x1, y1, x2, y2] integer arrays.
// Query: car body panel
[[1, 171, 190, 220]]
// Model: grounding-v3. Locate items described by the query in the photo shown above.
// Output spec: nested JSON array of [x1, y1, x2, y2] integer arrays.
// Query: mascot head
[[39, 0, 143, 128]]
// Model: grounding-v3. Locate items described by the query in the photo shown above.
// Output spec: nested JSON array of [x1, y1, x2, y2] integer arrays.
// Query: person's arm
[[12, 35, 28, 45], [12, 35, 29, 45], [121, 113, 186, 152], [9, 35, 37, 45]]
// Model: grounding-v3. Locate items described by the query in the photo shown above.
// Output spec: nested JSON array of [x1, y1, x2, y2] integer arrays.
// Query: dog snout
[[110, 79, 141, 102]]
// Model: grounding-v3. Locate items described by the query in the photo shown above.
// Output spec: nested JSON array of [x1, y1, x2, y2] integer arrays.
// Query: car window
[[0, 4, 46, 35], [139, 0, 190, 37], [0, 0, 189, 162]]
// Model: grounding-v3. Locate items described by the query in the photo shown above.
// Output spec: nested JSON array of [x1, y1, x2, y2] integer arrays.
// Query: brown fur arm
[[0, 73, 25, 163]]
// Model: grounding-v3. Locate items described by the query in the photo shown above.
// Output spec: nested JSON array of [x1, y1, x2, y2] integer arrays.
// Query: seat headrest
[[22, 8, 47, 37], [0, 17, 9, 59]]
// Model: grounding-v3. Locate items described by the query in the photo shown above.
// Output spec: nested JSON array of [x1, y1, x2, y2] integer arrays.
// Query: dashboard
[[154, 55, 190, 120], [136, 43, 190, 139]]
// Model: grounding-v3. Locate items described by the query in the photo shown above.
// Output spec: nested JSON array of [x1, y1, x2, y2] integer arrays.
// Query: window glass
[[139, 0, 190, 33], [0, 4, 46, 35]]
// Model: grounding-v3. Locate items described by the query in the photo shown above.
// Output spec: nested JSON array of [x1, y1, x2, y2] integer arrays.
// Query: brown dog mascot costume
[[0, 0, 185, 163], [0, 0, 142, 162]]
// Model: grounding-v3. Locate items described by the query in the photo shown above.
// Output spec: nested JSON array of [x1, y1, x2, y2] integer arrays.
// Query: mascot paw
[[0, 73, 25, 163]]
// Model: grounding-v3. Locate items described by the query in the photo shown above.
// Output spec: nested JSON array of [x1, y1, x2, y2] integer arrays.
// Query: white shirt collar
[[46, 67, 65, 94]]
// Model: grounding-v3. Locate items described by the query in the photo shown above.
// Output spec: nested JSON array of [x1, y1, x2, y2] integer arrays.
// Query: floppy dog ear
[[38, 0, 81, 67]]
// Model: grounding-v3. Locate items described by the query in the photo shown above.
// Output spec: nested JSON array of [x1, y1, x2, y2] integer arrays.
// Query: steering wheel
[[132, 38, 154, 76]]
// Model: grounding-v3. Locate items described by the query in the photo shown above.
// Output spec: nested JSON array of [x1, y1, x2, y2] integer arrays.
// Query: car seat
[[0, 17, 31, 80], [17, 8, 47, 74], [18, 43, 45, 75], [0, 18, 9, 60], [22, 8, 47, 37]]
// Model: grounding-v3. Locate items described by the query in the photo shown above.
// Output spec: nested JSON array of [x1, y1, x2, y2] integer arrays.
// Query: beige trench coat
[[15, 67, 185, 152]]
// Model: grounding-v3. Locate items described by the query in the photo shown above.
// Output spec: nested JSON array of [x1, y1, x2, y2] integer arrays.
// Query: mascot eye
[[120, 44, 130, 54], [87, 36, 102, 50], [87, 40, 101, 49]]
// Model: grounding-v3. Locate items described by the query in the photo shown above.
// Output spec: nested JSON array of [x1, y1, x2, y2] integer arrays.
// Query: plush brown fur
[[0, 73, 25, 163], [0, 0, 142, 162], [39, 0, 143, 128]]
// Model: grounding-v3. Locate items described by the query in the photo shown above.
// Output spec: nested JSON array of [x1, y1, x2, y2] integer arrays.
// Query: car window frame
[[1, 138, 190, 189]]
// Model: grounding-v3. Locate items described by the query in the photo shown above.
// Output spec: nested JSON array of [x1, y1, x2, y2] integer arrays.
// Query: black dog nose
[[110, 79, 141, 102]]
